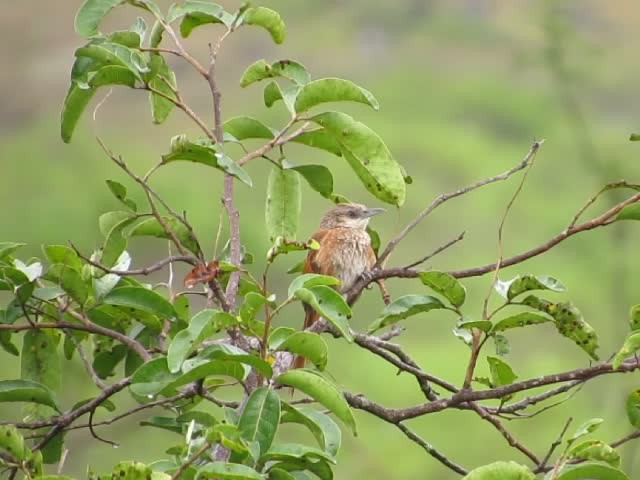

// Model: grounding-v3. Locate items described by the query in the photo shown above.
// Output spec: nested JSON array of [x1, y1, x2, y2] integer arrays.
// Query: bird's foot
[[359, 268, 379, 284]]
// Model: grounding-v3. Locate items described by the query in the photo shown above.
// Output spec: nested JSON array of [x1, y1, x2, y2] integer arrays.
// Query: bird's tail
[[293, 305, 319, 369]]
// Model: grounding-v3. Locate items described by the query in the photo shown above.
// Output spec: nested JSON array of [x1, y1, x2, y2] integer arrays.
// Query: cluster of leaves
[[3, 1, 640, 480]]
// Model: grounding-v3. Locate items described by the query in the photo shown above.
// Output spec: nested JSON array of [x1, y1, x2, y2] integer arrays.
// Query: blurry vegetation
[[1, 1, 640, 479]]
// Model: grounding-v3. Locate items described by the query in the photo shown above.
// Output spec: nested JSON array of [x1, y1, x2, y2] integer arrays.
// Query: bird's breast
[[320, 228, 374, 292]]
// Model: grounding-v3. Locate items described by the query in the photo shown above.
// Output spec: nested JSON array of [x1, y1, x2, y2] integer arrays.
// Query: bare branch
[[402, 231, 466, 269], [377, 140, 543, 266], [396, 422, 468, 475]]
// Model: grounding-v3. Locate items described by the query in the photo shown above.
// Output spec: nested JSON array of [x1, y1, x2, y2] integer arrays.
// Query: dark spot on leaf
[[41, 342, 47, 349]]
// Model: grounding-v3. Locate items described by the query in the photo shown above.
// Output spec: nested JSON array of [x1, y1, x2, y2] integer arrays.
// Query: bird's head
[[319, 203, 385, 230]]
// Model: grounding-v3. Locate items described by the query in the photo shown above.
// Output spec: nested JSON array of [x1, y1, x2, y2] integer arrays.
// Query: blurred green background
[[2, 1, 640, 478]]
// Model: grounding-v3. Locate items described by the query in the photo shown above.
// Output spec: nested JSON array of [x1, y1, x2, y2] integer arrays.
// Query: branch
[[396, 422, 468, 475], [0, 319, 151, 362], [377, 140, 543, 266], [402, 231, 465, 269], [347, 189, 640, 302], [73, 248, 196, 276]]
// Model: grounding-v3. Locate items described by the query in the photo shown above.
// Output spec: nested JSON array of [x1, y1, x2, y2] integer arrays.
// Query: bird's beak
[[363, 207, 386, 218]]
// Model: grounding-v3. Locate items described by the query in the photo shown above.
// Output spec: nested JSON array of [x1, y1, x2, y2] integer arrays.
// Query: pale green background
[[1, 1, 640, 478]]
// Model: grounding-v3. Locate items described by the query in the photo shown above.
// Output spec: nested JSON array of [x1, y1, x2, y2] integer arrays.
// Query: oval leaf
[[555, 463, 629, 480], [568, 440, 620, 467], [103, 287, 176, 319], [626, 388, 640, 429], [266, 167, 301, 242], [224, 117, 274, 140], [276, 332, 328, 371], [419, 271, 466, 307], [242, 7, 286, 44], [240, 59, 310, 88], [197, 462, 264, 480], [496, 274, 565, 300], [75, 0, 125, 37], [294, 286, 353, 342], [295, 78, 378, 113], [129, 216, 200, 256], [281, 404, 341, 457], [288, 165, 334, 199], [462, 461, 535, 480], [276, 369, 356, 435], [368, 294, 445, 333], [238, 387, 281, 456], [570, 418, 604, 442], [311, 112, 405, 206], [492, 312, 553, 332], [0, 380, 58, 410]]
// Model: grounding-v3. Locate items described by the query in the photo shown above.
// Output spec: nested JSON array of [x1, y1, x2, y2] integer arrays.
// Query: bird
[[294, 203, 386, 368]]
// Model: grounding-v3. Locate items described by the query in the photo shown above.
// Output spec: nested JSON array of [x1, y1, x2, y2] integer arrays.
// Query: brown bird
[[294, 203, 386, 368]]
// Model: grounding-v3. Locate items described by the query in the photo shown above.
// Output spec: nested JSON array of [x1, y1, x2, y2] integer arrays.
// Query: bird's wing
[[303, 229, 334, 276]]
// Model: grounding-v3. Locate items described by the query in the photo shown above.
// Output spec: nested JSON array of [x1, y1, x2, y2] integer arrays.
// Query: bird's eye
[[348, 210, 358, 218]]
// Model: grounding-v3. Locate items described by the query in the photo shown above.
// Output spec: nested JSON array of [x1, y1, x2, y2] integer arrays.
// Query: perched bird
[[294, 203, 386, 368]]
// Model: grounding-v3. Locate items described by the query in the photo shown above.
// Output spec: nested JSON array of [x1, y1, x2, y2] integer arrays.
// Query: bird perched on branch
[[294, 203, 388, 368]]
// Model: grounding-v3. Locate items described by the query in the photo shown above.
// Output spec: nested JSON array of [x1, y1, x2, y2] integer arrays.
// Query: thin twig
[[377, 141, 543, 266], [536, 417, 573, 472], [403, 231, 466, 269], [396, 423, 468, 476]]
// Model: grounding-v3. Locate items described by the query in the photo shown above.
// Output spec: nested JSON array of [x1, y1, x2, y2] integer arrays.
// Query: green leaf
[[491, 312, 553, 332], [93, 344, 128, 379], [106, 180, 137, 212], [493, 334, 510, 356], [568, 440, 620, 467], [75, 0, 125, 37], [46, 264, 89, 305], [276, 369, 356, 435], [368, 295, 445, 333], [22, 330, 61, 392], [0, 243, 26, 261], [630, 133, 640, 141], [295, 78, 378, 113], [294, 286, 353, 342], [75, 43, 146, 80], [276, 332, 328, 370], [612, 332, 640, 369], [260, 443, 335, 465], [242, 7, 286, 44], [554, 463, 629, 480], [130, 357, 179, 396], [281, 404, 341, 456], [128, 216, 200, 256], [495, 274, 565, 300], [43, 245, 83, 271], [90, 65, 137, 87], [0, 380, 58, 410], [266, 167, 301, 242], [630, 304, 640, 331], [101, 215, 137, 268], [487, 356, 517, 387], [168, 1, 225, 23], [419, 271, 466, 307], [458, 320, 493, 332], [196, 462, 264, 480], [523, 296, 599, 360], [239, 292, 269, 324], [60, 83, 96, 143], [162, 137, 252, 186], [569, 418, 603, 442], [462, 461, 535, 479], [0, 425, 27, 460], [180, 9, 233, 38], [311, 112, 405, 206], [240, 59, 310, 88], [287, 165, 333, 199], [290, 130, 342, 157], [238, 387, 280, 456], [0, 331, 19, 356], [167, 309, 218, 372], [287, 274, 340, 298], [103, 287, 176, 319], [147, 54, 177, 124], [616, 203, 640, 221], [263, 81, 298, 113], [625, 388, 640, 428], [224, 117, 274, 140]]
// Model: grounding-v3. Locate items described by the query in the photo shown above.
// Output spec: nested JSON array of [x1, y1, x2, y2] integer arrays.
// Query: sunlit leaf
[[311, 112, 405, 206], [612, 332, 640, 370], [294, 286, 352, 342], [462, 461, 535, 479], [630, 304, 640, 331], [242, 7, 286, 44], [495, 274, 565, 300], [616, 204, 640, 221], [266, 167, 301, 242], [0, 380, 58, 410], [288, 274, 340, 298], [224, 116, 273, 140], [240, 59, 310, 87], [287, 165, 334, 199], [419, 271, 466, 307], [368, 295, 445, 333], [238, 387, 280, 456], [290, 129, 342, 156], [75, 0, 126, 37], [569, 418, 603, 442], [491, 312, 553, 332], [568, 440, 620, 467], [276, 369, 356, 435], [276, 332, 328, 370], [554, 463, 628, 480], [196, 462, 263, 480], [295, 78, 378, 113], [625, 388, 640, 429], [281, 404, 341, 456]]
